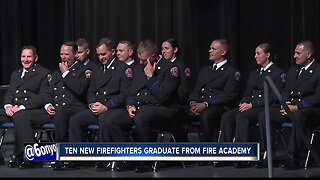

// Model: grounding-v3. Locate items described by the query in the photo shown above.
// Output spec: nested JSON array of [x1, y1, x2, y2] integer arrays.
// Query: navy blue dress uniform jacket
[[241, 63, 286, 107], [67, 59, 133, 142], [126, 58, 180, 110], [219, 63, 286, 143], [4, 64, 51, 109], [283, 62, 320, 108], [45, 61, 90, 108], [0, 64, 51, 157], [188, 62, 240, 108], [87, 59, 133, 109], [172, 58, 192, 104]]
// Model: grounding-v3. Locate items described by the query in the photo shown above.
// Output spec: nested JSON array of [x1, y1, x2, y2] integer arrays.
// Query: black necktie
[[21, 70, 28, 78], [213, 64, 217, 71], [298, 68, 305, 78], [103, 65, 106, 74]]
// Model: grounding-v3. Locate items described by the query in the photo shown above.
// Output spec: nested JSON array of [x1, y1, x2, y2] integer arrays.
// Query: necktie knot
[[21, 69, 28, 78], [213, 64, 217, 71]]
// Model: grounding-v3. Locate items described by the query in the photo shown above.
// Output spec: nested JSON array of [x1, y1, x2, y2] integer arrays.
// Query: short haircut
[[75, 38, 89, 49], [63, 41, 78, 54], [118, 40, 134, 50], [96, 38, 115, 51], [298, 40, 314, 55], [213, 39, 229, 52], [137, 39, 157, 56], [22, 45, 37, 55]]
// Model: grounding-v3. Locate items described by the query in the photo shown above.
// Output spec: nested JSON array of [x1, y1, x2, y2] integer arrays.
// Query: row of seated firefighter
[[1, 118, 320, 172]]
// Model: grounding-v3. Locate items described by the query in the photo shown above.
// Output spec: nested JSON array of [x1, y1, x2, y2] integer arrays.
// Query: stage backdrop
[[1, 0, 319, 94]]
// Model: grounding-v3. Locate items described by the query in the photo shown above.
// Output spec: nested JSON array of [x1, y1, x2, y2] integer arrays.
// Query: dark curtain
[[1, 0, 320, 94]]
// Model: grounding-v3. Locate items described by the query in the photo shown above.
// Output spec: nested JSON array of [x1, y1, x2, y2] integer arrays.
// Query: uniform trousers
[[69, 108, 120, 142], [220, 107, 264, 142], [171, 105, 190, 142], [101, 106, 175, 142], [192, 106, 225, 142], [0, 109, 12, 123], [25, 106, 87, 144], [7, 109, 52, 158]]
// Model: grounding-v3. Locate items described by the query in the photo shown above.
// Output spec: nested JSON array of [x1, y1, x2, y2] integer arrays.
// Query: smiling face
[[161, 41, 177, 61], [96, 44, 115, 65], [21, 49, 38, 70]]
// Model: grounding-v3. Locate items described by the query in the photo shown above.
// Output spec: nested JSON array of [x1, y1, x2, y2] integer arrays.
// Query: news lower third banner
[[24, 142, 259, 161]]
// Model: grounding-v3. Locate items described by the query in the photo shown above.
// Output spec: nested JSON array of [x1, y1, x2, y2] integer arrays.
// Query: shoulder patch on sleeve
[[184, 68, 191, 79], [170, 67, 179, 77], [47, 74, 52, 84], [234, 71, 241, 81], [125, 68, 133, 78], [280, 73, 287, 83], [85, 70, 92, 78]]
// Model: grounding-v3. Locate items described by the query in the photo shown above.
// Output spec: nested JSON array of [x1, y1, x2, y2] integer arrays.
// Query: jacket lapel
[[201, 63, 229, 86], [14, 68, 26, 87], [94, 60, 118, 90], [291, 63, 317, 89], [15, 66, 38, 87]]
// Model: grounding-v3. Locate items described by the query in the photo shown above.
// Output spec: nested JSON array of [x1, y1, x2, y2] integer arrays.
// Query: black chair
[[87, 124, 100, 142], [257, 122, 292, 161], [0, 85, 11, 159], [128, 125, 186, 172], [189, 119, 202, 142], [275, 122, 292, 159], [273, 122, 320, 169], [0, 122, 14, 159], [216, 129, 235, 143], [35, 123, 55, 143], [256, 121, 320, 170], [152, 129, 186, 172], [86, 124, 117, 170]]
